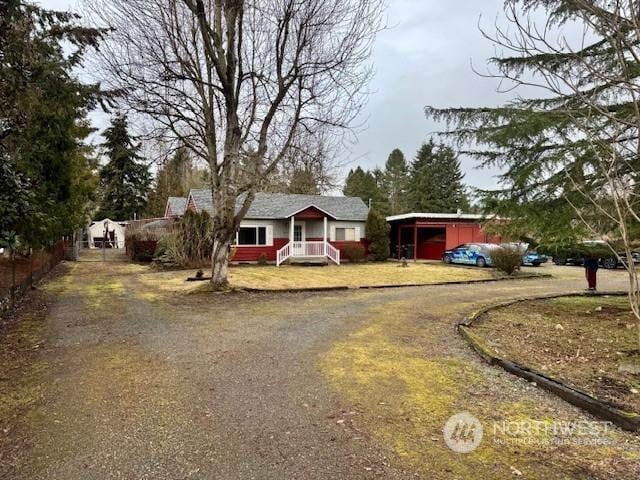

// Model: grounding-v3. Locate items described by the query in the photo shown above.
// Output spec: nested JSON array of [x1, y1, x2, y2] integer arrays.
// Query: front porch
[[276, 211, 340, 266]]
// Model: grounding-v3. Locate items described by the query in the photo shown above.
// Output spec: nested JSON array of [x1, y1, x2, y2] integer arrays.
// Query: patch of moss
[[320, 299, 507, 477], [550, 295, 629, 310], [0, 361, 48, 422]]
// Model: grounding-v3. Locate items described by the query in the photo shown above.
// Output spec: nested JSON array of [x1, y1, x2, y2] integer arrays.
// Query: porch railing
[[276, 242, 291, 266], [276, 241, 341, 266], [326, 243, 340, 265], [301, 241, 326, 257]]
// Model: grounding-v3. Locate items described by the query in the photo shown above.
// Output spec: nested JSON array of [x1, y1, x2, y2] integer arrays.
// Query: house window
[[335, 227, 357, 241], [238, 226, 267, 246], [294, 225, 303, 242]]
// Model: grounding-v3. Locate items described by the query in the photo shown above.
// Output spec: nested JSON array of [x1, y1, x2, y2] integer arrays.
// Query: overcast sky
[[41, 0, 513, 190]]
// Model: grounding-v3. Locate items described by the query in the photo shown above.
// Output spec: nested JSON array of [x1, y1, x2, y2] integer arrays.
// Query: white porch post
[[290, 216, 295, 245], [323, 216, 328, 256]]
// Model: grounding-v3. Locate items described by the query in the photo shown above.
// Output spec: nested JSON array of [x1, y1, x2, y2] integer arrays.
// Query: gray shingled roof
[[187, 189, 368, 221], [166, 197, 187, 216]]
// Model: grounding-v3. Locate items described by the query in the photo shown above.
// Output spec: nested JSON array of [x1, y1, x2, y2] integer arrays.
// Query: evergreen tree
[[0, 159, 39, 249], [371, 167, 390, 214], [426, 0, 640, 347], [426, 0, 640, 244], [0, 0, 105, 246], [343, 166, 387, 211], [408, 141, 470, 213], [97, 115, 151, 220], [382, 149, 409, 215], [366, 208, 390, 261]]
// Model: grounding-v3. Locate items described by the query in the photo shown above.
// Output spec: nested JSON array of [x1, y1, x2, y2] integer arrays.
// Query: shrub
[[366, 209, 390, 261], [125, 227, 159, 262], [133, 241, 157, 262], [344, 244, 366, 263], [152, 211, 214, 267], [178, 210, 214, 264], [258, 252, 268, 265], [492, 245, 523, 275]]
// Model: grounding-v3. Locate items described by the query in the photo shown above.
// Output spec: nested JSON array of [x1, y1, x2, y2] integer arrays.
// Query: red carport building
[[386, 212, 502, 261]]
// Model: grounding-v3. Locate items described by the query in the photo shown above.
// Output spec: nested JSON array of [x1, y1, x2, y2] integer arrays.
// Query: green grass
[[142, 262, 498, 292]]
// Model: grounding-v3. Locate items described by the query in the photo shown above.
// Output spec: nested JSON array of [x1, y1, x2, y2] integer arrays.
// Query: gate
[[77, 239, 129, 262]]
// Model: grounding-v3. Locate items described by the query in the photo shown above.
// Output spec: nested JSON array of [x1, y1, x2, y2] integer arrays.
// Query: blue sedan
[[442, 243, 496, 267], [522, 251, 548, 266]]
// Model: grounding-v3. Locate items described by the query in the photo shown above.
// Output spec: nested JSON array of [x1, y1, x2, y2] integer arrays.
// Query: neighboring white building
[[87, 219, 127, 249]]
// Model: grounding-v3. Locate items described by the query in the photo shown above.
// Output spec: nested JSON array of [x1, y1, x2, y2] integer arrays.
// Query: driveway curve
[[1, 261, 638, 480]]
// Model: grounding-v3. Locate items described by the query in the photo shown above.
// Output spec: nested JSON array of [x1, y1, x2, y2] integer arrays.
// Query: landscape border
[[457, 291, 640, 432]]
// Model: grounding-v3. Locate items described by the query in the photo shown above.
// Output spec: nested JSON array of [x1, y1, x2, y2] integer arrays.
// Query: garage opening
[[417, 228, 446, 260]]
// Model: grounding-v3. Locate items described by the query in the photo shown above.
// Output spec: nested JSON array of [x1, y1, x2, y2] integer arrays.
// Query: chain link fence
[[0, 242, 65, 311]]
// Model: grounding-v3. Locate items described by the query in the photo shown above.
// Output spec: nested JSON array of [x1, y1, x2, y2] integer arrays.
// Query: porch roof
[[188, 190, 368, 221]]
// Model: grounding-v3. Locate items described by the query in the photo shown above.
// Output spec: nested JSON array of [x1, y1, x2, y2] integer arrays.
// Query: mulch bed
[[471, 295, 640, 413]]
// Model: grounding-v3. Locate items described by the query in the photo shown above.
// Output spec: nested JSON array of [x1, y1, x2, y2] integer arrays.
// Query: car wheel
[[532, 262, 541, 267], [443, 254, 452, 264], [553, 256, 567, 265], [476, 256, 486, 268], [602, 257, 618, 269]]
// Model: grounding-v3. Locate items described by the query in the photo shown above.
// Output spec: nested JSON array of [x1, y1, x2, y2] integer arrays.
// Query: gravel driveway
[[1, 260, 638, 479]]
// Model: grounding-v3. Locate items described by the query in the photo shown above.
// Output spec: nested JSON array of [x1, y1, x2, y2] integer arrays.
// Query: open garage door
[[417, 228, 446, 260]]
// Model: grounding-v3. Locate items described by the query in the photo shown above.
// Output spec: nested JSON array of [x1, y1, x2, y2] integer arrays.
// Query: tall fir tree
[[97, 115, 151, 220], [426, 0, 640, 348], [343, 167, 376, 206], [382, 149, 409, 215], [0, 0, 105, 247], [343, 166, 388, 213], [408, 141, 469, 213], [426, 1, 640, 245]]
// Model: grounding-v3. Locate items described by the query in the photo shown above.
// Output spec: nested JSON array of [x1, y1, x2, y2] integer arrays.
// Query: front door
[[292, 222, 306, 256]]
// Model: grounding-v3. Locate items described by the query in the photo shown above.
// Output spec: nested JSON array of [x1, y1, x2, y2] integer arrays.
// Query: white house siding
[[240, 219, 366, 241]]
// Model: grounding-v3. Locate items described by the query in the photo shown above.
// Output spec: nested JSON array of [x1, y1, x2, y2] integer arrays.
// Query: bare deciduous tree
[[264, 128, 344, 194], [85, 0, 384, 288]]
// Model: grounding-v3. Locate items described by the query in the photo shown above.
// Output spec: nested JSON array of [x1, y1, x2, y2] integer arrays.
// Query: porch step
[[288, 256, 329, 266]]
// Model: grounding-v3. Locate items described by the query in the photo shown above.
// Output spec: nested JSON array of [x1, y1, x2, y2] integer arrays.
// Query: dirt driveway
[[1, 260, 638, 479]]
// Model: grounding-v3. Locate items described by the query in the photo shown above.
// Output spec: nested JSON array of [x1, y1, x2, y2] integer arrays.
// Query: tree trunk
[[210, 238, 230, 290]]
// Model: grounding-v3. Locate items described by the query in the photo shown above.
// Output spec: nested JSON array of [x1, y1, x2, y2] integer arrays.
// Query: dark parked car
[[545, 241, 640, 269]]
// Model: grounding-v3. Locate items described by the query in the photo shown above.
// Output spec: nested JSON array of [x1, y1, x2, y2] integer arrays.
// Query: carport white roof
[[386, 212, 491, 222]]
